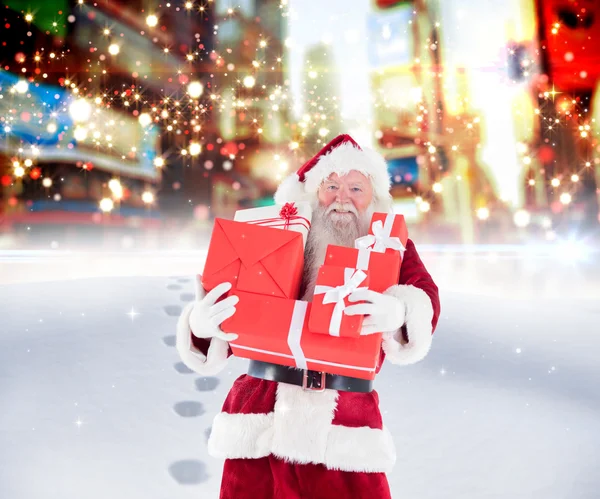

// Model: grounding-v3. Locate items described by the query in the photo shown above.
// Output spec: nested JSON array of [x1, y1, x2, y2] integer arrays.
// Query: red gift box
[[324, 245, 400, 293], [201, 218, 304, 299], [222, 291, 381, 380], [309, 266, 370, 338], [355, 213, 408, 255]]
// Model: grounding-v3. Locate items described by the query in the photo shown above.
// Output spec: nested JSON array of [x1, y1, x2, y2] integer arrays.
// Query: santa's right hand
[[189, 281, 239, 342]]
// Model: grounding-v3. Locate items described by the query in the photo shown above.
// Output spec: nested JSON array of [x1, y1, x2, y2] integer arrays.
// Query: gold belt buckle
[[302, 370, 327, 392]]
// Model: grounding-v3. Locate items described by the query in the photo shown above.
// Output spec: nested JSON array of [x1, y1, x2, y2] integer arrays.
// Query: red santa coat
[[176, 239, 440, 473]]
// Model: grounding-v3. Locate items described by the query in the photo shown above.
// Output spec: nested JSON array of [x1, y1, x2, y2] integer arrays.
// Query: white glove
[[189, 281, 239, 342], [344, 289, 406, 336]]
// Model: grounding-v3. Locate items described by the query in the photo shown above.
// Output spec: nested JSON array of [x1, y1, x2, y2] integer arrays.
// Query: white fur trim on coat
[[274, 142, 392, 207], [207, 383, 397, 473], [381, 284, 434, 365], [175, 287, 230, 376], [208, 412, 274, 459]]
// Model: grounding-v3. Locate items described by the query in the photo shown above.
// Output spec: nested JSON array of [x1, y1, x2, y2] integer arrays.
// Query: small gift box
[[222, 291, 382, 380], [233, 202, 312, 247], [354, 212, 408, 255], [308, 266, 370, 338], [324, 245, 400, 293]]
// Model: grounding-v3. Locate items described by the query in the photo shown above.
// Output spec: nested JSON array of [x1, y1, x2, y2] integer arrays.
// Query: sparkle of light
[[189, 142, 202, 156], [146, 14, 158, 27], [15, 80, 29, 94], [69, 99, 92, 122], [99, 198, 114, 213], [74, 127, 88, 141], [476, 207, 490, 220], [513, 209, 530, 228], [559, 193, 572, 205], [187, 81, 204, 98], [142, 191, 154, 204], [138, 113, 152, 127]]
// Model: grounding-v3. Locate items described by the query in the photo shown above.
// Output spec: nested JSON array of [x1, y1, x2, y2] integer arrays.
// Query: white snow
[[1, 251, 598, 498]]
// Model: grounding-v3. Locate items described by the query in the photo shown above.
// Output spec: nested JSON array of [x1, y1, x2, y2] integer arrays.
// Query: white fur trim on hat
[[381, 284, 434, 365], [274, 141, 392, 206], [274, 173, 310, 205]]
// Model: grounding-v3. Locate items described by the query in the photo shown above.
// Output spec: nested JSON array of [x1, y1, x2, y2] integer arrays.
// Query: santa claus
[[176, 134, 440, 498]]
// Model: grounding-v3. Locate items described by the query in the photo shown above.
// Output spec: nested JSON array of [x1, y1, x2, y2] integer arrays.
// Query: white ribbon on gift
[[356, 248, 371, 270], [354, 214, 405, 254], [287, 300, 309, 370], [313, 269, 368, 337]]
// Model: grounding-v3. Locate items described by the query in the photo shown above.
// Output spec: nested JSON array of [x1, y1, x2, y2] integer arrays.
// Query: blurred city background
[[0, 0, 599, 255]]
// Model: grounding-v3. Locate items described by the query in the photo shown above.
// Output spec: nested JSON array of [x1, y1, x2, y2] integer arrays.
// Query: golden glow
[[189, 142, 202, 156], [146, 14, 158, 27]]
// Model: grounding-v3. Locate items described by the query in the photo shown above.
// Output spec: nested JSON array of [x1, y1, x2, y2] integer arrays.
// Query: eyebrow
[[324, 180, 365, 186]]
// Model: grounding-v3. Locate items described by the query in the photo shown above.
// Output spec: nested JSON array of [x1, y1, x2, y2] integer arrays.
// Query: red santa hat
[[274, 134, 392, 207]]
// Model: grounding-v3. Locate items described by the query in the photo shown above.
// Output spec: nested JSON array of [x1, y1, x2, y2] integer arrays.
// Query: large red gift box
[[201, 218, 304, 299], [309, 266, 370, 338], [222, 291, 382, 380]]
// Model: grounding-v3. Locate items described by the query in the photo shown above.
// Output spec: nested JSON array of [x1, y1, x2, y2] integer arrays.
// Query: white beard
[[300, 202, 375, 301]]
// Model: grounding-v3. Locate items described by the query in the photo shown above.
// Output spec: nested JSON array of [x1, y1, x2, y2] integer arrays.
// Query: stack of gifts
[[201, 202, 408, 381]]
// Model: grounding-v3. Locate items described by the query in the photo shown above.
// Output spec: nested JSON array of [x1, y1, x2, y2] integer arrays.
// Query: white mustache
[[326, 203, 358, 216]]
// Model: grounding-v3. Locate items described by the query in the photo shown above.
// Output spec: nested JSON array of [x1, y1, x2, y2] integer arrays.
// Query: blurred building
[[300, 42, 343, 140], [0, 0, 217, 248], [211, 0, 292, 218]]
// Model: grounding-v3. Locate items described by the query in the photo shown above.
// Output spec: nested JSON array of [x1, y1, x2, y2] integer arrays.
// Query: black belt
[[247, 360, 374, 393]]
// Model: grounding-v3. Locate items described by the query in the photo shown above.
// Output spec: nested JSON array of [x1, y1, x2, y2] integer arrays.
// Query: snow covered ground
[[1, 250, 599, 498]]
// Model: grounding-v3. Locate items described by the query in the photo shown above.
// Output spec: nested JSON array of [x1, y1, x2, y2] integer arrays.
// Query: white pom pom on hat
[[274, 134, 392, 206]]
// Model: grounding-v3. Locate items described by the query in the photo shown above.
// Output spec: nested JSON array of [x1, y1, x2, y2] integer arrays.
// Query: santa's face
[[316, 171, 373, 227], [301, 171, 375, 300]]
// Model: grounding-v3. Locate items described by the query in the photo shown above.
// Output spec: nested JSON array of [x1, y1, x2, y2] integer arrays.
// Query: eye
[[326, 185, 338, 191], [351, 187, 362, 192]]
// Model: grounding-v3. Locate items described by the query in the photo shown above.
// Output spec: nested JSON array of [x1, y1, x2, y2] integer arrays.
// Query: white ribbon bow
[[354, 215, 405, 254], [314, 269, 368, 337]]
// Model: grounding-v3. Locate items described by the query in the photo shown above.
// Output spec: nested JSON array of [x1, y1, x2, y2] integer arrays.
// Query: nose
[[335, 185, 350, 203]]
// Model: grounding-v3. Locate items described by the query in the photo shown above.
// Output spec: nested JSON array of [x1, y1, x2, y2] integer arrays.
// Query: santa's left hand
[[345, 289, 406, 336]]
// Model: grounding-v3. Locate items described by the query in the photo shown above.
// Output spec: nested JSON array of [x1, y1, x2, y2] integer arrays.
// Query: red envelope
[[202, 218, 304, 299]]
